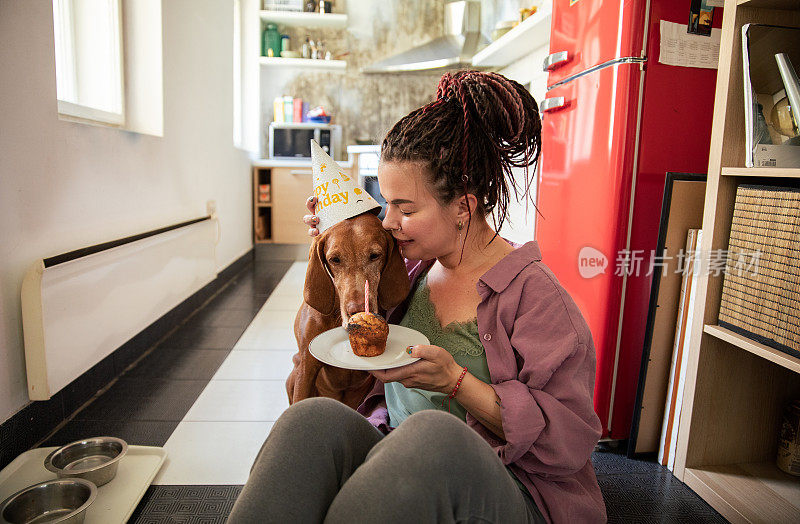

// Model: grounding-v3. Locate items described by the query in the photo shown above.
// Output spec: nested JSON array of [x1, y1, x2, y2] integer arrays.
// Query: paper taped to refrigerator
[[659, 20, 720, 70]]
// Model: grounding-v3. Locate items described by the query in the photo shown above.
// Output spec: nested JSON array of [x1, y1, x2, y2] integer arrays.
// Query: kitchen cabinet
[[253, 162, 355, 244], [673, 1, 800, 522], [471, 1, 551, 69], [271, 166, 315, 244]]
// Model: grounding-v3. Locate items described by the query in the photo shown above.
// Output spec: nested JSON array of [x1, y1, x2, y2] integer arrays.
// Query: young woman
[[228, 71, 606, 523]]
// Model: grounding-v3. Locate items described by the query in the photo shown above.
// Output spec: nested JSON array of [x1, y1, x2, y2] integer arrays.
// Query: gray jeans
[[228, 397, 545, 523]]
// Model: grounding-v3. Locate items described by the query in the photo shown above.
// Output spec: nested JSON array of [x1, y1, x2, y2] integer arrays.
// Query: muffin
[[346, 312, 389, 357]]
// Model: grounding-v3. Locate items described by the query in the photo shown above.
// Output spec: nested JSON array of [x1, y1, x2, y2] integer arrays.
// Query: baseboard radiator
[[21, 216, 218, 400]]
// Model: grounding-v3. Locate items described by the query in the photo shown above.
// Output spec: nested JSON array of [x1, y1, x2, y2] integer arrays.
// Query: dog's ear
[[304, 233, 336, 316], [378, 229, 410, 311]]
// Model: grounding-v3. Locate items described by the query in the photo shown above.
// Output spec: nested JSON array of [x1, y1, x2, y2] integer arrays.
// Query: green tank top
[[386, 268, 490, 426], [385, 266, 529, 494]]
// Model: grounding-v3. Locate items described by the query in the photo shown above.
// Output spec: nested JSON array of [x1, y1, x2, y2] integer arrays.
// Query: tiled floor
[[41, 254, 727, 523]]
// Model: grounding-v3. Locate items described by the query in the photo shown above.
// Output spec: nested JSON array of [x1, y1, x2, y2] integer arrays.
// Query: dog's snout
[[345, 301, 365, 317]]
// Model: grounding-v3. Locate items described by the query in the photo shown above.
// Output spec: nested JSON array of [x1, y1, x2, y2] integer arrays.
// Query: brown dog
[[287, 212, 410, 409]]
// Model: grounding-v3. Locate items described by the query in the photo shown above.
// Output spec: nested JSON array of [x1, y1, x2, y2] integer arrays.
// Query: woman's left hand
[[371, 345, 463, 394]]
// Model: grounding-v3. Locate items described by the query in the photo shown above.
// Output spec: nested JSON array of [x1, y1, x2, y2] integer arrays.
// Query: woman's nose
[[382, 208, 398, 231]]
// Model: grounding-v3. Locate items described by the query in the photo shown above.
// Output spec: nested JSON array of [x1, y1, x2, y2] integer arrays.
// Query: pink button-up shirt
[[357, 241, 607, 523]]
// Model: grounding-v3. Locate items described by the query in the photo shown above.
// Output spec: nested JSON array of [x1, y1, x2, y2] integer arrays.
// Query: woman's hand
[[371, 345, 463, 394], [302, 196, 320, 237]]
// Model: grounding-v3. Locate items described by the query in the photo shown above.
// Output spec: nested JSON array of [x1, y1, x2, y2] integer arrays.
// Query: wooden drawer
[[271, 167, 314, 244]]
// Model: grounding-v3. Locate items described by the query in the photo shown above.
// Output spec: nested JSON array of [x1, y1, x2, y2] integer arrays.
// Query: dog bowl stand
[[0, 446, 166, 524]]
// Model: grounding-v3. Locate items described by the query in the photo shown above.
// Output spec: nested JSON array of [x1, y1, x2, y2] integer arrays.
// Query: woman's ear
[[454, 193, 480, 223], [378, 230, 410, 311], [304, 233, 336, 315]]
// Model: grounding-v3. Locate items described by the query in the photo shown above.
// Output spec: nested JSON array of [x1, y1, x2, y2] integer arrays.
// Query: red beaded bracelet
[[442, 366, 468, 411]]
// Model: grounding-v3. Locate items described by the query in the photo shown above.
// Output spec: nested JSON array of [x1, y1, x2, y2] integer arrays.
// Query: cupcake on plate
[[346, 312, 389, 357]]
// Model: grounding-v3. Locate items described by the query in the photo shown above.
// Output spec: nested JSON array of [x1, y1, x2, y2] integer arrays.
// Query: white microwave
[[268, 123, 341, 160]]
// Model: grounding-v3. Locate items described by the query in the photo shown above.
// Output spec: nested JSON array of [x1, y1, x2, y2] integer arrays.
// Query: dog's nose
[[346, 301, 365, 317]]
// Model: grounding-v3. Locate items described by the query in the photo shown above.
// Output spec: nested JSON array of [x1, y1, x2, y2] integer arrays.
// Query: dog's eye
[[329, 256, 341, 264], [369, 253, 380, 261]]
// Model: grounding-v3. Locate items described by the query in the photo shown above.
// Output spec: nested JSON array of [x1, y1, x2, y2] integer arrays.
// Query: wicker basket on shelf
[[718, 184, 800, 358]]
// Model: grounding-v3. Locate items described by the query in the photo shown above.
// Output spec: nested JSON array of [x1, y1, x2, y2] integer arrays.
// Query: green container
[[262, 23, 281, 57]]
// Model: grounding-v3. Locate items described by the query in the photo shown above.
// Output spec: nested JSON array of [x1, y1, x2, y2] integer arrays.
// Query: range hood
[[362, 0, 489, 74]]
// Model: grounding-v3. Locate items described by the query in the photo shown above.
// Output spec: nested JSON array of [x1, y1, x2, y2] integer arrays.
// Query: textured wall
[[264, 0, 444, 150], [0, 0, 253, 423], [262, 0, 539, 152]]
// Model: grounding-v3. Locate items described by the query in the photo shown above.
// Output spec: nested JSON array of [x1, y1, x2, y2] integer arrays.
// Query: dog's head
[[304, 212, 410, 324]]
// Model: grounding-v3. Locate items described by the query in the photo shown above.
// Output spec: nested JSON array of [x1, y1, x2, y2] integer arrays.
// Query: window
[[233, 0, 242, 147], [53, 0, 124, 125]]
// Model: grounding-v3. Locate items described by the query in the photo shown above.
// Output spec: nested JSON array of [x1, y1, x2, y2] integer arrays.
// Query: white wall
[[0, 0, 253, 424], [495, 15, 551, 245]]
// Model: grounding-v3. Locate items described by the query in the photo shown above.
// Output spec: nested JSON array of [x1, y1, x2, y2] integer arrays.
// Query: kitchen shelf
[[704, 325, 800, 374], [721, 167, 800, 178], [673, 3, 800, 523], [737, 0, 800, 10], [259, 10, 347, 29], [253, 167, 273, 243], [684, 463, 800, 523], [471, 4, 552, 68], [259, 57, 346, 70]]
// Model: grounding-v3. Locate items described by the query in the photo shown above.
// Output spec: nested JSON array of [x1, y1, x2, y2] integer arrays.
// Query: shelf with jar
[[261, 14, 347, 68]]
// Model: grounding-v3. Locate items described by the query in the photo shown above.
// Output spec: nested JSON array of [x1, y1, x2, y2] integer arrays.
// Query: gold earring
[[458, 221, 463, 230]]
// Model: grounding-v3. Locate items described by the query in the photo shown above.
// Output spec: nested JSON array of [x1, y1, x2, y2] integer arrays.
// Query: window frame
[[53, 0, 126, 127]]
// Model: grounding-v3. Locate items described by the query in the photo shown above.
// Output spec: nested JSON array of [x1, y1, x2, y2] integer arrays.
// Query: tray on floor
[[0, 445, 167, 524]]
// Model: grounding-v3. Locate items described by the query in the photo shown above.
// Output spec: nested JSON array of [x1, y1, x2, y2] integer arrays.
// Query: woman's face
[[377, 160, 458, 260]]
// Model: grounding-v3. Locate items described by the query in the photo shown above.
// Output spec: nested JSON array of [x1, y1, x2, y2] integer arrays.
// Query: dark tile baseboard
[[0, 249, 254, 472], [255, 243, 310, 262]]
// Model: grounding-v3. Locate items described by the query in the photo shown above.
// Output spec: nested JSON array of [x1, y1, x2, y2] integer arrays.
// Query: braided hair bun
[[381, 70, 542, 251]]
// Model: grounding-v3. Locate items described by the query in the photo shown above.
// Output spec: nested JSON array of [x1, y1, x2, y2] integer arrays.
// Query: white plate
[[309, 325, 429, 370]]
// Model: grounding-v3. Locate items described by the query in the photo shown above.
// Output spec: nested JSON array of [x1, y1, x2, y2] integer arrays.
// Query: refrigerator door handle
[[543, 51, 569, 71], [540, 96, 566, 113]]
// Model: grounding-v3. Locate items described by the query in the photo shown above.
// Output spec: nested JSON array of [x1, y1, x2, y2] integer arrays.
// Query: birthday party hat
[[311, 140, 381, 233]]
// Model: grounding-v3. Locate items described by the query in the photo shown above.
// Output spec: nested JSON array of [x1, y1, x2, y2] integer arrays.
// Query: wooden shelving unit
[[673, 1, 800, 523], [722, 166, 800, 178], [471, 3, 552, 69], [704, 325, 800, 374], [253, 167, 273, 244]]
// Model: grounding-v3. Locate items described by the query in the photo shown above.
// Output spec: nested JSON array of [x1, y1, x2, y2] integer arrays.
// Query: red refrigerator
[[536, 0, 721, 440]]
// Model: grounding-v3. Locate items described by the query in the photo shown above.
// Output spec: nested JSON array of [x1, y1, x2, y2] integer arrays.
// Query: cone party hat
[[311, 140, 381, 233]]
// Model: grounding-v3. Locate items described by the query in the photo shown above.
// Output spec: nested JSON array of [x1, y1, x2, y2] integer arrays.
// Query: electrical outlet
[[206, 200, 217, 216]]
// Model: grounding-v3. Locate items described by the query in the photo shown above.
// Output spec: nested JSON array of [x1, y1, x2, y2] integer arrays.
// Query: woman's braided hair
[[381, 70, 542, 261]]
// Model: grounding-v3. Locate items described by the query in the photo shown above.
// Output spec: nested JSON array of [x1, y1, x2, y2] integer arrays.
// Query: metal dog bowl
[[0, 478, 96, 524], [44, 437, 127, 487]]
